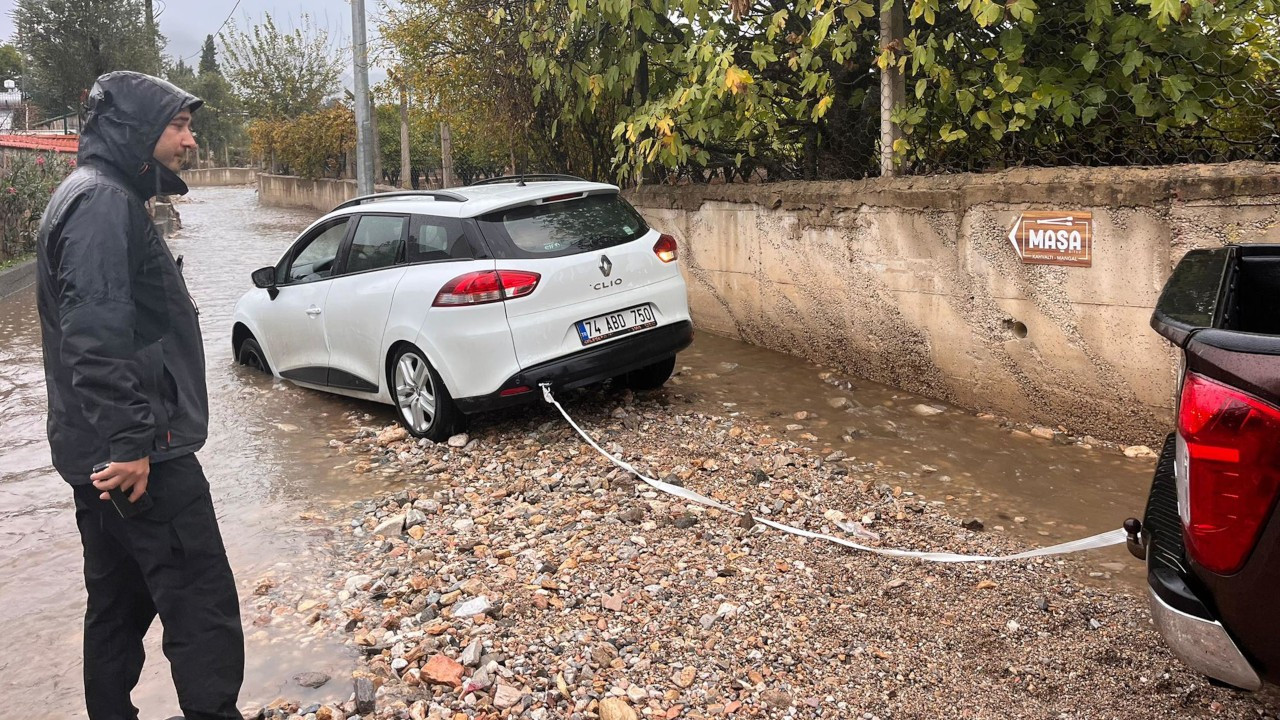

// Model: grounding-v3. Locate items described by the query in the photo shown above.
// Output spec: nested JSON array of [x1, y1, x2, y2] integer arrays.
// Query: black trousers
[[72, 453, 244, 720]]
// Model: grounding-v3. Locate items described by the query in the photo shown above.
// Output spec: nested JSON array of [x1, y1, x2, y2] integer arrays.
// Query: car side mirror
[[252, 266, 280, 300]]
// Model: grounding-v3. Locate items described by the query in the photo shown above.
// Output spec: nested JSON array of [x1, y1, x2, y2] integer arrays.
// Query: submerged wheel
[[237, 337, 271, 374], [389, 344, 463, 441], [625, 356, 676, 391]]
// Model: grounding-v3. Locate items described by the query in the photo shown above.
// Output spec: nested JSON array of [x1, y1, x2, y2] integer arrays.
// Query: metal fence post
[[879, 0, 906, 178]]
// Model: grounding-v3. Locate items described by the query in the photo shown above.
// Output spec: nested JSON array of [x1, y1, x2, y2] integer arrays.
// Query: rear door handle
[[305, 306, 323, 316]]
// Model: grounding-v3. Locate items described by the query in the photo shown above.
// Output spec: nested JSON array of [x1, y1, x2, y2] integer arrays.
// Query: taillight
[[654, 234, 678, 263], [433, 270, 540, 306], [1177, 372, 1280, 574]]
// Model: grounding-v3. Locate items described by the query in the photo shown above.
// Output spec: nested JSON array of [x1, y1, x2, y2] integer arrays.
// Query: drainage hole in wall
[[1004, 319, 1029, 339]]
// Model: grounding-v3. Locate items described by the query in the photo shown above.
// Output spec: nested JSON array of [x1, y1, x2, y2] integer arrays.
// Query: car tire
[[237, 337, 271, 374], [625, 356, 676, 391], [389, 344, 464, 442]]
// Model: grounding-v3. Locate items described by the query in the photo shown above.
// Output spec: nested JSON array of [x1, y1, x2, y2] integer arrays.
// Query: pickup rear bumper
[[1142, 434, 1265, 691], [1148, 570, 1262, 691]]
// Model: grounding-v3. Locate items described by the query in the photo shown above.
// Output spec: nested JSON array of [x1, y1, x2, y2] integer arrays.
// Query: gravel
[[242, 387, 1278, 720]]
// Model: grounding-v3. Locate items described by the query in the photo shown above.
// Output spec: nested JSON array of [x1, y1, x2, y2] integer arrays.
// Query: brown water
[[0, 186, 1153, 716]]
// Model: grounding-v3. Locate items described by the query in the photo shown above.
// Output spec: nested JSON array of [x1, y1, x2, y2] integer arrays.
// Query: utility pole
[[399, 82, 411, 189], [350, 0, 375, 195], [440, 122, 454, 188]]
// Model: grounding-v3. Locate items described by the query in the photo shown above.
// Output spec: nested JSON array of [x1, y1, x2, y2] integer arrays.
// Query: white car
[[231, 175, 693, 440]]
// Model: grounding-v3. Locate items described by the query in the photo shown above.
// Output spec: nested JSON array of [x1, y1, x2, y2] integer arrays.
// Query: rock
[[886, 578, 907, 590], [912, 404, 944, 416], [962, 518, 985, 531], [602, 594, 624, 612], [761, 689, 792, 709], [344, 574, 374, 594], [673, 513, 698, 529], [423, 653, 465, 687], [461, 638, 484, 667], [447, 433, 470, 448], [373, 515, 405, 537], [452, 595, 492, 618], [827, 397, 850, 409], [493, 683, 523, 709], [793, 411, 809, 420], [404, 509, 428, 528], [591, 642, 619, 667], [1006, 620, 1021, 633], [1124, 445, 1157, 459], [1089, 618, 1103, 630], [462, 661, 498, 695], [599, 698, 638, 720], [355, 676, 376, 714], [673, 666, 696, 688], [1030, 426, 1056, 440], [294, 672, 330, 689], [619, 507, 646, 524], [377, 426, 408, 445]]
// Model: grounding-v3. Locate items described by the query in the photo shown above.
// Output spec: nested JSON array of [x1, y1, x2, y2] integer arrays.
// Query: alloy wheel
[[394, 351, 437, 434]]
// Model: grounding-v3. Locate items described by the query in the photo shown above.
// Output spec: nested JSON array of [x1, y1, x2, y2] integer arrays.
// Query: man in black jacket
[[36, 71, 243, 720]]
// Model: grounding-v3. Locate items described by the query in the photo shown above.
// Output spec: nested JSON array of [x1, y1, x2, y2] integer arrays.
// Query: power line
[[180, 0, 243, 60]]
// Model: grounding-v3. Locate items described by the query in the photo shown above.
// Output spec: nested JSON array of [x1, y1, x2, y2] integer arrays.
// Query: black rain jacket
[[36, 71, 206, 484]]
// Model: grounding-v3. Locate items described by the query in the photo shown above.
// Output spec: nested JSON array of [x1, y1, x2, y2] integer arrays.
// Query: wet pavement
[[0, 186, 1153, 716]]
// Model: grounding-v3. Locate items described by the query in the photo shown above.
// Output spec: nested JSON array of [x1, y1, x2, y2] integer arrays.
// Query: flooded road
[[0, 186, 1152, 715]]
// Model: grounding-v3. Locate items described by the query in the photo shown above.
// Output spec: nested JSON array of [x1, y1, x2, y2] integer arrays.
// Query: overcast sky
[[0, 0, 390, 87]]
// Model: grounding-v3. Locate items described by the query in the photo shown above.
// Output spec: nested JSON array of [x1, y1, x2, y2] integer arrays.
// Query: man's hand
[[91, 457, 150, 502]]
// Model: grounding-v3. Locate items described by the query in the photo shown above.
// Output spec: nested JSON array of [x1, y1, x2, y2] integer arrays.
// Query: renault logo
[[598, 255, 613, 277]]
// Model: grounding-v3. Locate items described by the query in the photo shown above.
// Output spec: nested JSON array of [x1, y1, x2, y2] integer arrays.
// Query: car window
[[344, 214, 408, 274], [408, 215, 473, 263], [476, 193, 648, 259], [286, 218, 350, 283]]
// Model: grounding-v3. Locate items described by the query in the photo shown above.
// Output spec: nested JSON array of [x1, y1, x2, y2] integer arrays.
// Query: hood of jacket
[[77, 71, 203, 200]]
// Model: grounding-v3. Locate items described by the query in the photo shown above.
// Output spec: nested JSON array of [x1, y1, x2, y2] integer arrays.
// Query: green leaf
[[810, 10, 835, 48], [915, 78, 927, 99], [1121, 48, 1144, 75], [1081, 50, 1099, 74]]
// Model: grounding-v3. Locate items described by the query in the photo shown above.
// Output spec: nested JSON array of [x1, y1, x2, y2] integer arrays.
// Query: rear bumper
[[1147, 569, 1262, 691], [454, 320, 694, 413], [1142, 433, 1265, 691]]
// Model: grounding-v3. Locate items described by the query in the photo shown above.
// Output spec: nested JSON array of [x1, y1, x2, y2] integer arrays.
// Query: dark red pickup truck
[[1131, 244, 1280, 691]]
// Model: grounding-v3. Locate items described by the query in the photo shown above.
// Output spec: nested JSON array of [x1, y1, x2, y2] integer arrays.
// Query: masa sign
[[1006, 211, 1093, 267]]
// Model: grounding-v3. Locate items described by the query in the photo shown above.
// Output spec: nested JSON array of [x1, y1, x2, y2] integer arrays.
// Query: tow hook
[[1124, 517, 1146, 561]]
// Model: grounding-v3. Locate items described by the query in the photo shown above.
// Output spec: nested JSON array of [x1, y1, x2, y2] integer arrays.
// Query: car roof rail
[[468, 173, 589, 187], [332, 190, 467, 212]]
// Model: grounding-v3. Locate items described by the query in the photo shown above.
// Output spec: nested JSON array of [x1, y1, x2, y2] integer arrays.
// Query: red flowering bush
[[1, 153, 75, 263]]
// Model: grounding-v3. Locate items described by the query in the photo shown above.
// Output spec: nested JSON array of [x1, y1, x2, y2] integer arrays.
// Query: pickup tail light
[[1177, 372, 1280, 574], [654, 234, 678, 263], [433, 270, 540, 306]]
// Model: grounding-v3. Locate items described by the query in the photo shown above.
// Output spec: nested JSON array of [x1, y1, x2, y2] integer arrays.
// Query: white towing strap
[[540, 384, 1127, 563]]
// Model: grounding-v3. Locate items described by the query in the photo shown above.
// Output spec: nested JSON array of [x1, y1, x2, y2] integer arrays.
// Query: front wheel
[[389, 344, 464, 441], [624, 356, 676, 391], [237, 337, 271, 374]]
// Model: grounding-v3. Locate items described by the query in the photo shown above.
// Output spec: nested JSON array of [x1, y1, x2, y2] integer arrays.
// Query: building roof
[[0, 134, 79, 154]]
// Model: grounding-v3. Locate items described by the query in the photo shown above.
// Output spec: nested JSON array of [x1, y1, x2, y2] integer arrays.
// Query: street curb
[[0, 258, 37, 301]]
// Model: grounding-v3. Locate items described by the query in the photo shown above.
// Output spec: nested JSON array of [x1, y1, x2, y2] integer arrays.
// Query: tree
[[166, 50, 243, 163], [220, 14, 343, 119], [516, 0, 1279, 182], [0, 45, 22, 84], [14, 0, 164, 119], [198, 35, 219, 76]]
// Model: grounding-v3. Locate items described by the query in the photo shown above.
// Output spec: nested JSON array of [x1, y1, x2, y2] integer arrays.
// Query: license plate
[[576, 304, 657, 345]]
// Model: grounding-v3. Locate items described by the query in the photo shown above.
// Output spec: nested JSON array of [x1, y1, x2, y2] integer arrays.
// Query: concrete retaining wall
[[256, 174, 398, 214], [628, 162, 1280, 444], [0, 258, 36, 301], [181, 167, 257, 187]]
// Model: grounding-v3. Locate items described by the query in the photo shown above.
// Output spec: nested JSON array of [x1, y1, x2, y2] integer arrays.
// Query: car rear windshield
[[476, 193, 649, 259]]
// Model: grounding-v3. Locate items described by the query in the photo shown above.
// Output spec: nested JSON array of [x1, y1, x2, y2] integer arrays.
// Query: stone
[[827, 397, 850, 409], [673, 666, 696, 688], [461, 638, 484, 667], [373, 515, 405, 537], [355, 677, 376, 714], [423, 654, 465, 687], [761, 689, 792, 709], [1124, 445, 1157, 459], [377, 426, 408, 445], [493, 683, 523, 709], [404, 509, 428, 528], [599, 698, 638, 720], [448, 433, 470, 448], [453, 595, 492, 618], [912, 404, 944, 416], [591, 642, 619, 667], [294, 672, 330, 689], [1030, 426, 1056, 440], [962, 518, 985, 531], [602, 594, 624, 612]]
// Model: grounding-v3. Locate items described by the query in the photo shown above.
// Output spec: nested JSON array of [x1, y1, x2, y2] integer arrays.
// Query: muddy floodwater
[[0, 187, 1152, 716]]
